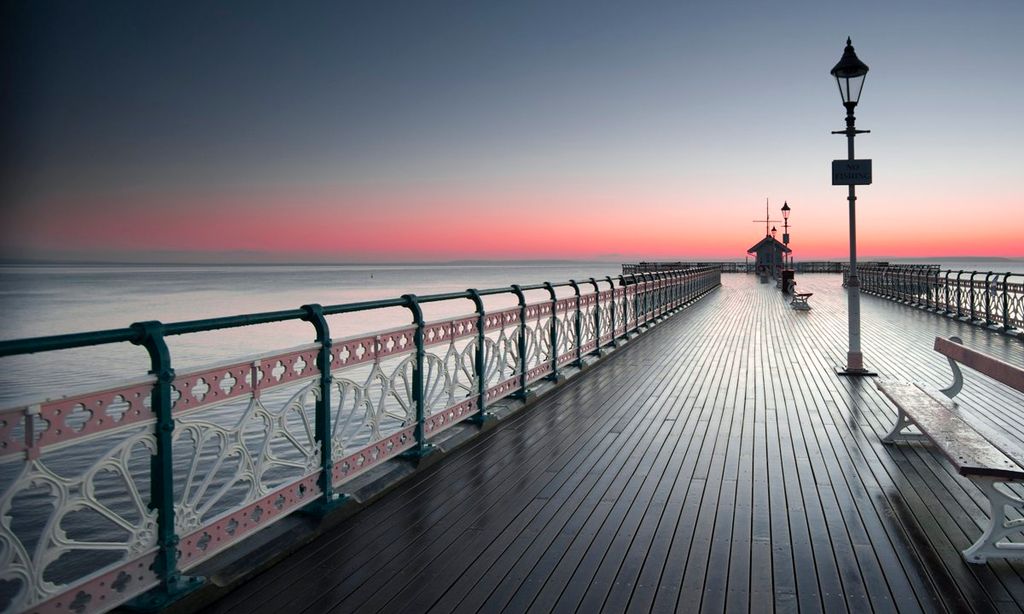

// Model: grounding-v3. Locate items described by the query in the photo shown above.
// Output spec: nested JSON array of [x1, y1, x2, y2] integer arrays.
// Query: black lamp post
[[831, 37, 873, 375], [781, 202, 791, 268]]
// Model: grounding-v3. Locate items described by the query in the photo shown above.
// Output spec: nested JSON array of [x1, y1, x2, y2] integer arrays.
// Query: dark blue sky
[[3, 1, 1022, 260]]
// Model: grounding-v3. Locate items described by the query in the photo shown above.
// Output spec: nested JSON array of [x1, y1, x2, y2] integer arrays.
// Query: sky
[[1, 0, 1022, 263]]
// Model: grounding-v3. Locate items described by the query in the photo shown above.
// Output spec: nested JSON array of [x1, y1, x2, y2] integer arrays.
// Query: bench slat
[[878, 381, 1024, 480], [934, 337, 1024, 393]]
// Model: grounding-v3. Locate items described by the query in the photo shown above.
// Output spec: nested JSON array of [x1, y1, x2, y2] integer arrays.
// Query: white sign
[[832, 159, 872, 185]]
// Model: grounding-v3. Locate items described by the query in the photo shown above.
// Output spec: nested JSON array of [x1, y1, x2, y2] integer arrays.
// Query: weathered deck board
[[207, 274, 1024, 613]]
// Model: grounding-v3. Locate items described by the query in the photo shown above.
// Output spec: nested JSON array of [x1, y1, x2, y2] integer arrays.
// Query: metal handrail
[[856, 265, 1023, 335], [0, 266, 722, 613]]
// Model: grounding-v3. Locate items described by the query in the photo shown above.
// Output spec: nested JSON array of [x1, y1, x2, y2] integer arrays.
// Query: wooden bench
[[878, 336, 1024, 563], [790, 293, 812, 311]]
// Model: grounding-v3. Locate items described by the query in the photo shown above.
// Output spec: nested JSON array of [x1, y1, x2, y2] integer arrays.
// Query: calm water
[[0, 262, 622, 406], [1, 259, 1020, 407]]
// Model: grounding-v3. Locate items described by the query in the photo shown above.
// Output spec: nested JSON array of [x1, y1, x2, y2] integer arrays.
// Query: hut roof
[[746, 235, 792, 255]]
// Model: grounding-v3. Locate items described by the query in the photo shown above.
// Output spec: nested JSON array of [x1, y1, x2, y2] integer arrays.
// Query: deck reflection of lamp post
[[831, 37, 875, 376]]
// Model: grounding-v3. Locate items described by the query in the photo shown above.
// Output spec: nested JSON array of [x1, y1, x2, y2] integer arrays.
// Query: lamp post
[[831, 37, 875, 376], [770, 226, 778, 277], [781, 202, 791, 268]]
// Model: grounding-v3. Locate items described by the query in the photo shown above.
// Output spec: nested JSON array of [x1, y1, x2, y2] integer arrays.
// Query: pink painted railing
[[0, 267, 720, 614]]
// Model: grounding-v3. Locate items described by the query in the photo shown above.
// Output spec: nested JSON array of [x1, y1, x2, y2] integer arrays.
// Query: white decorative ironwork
[[172, 377, 319, 539], [0, 426, 157, 612]]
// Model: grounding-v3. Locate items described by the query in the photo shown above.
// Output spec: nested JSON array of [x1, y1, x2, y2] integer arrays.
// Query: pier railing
[[0, 267, 720, 614], [852, 265, 1024, 333], [622, 261, 889, 274]]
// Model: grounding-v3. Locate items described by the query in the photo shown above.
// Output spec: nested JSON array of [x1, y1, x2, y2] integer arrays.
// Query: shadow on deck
[[205, 274, 1024, 613]]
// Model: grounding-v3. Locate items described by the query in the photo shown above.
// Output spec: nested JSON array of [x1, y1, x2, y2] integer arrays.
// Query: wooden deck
[[207, 274, 1024, 613]]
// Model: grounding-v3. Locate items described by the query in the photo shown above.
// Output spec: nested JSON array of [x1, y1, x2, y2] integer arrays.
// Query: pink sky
[[4, 185, 1019, 262]]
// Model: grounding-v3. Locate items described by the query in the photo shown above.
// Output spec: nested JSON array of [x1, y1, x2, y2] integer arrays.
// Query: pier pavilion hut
[[747, 235, 791, 277]]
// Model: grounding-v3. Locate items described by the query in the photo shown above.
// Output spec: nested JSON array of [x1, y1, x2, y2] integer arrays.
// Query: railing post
[[639, 273, 647, 322], [969, 271, 979, 321], [466, 289, 493, 424], [543, 282, 562, 382], [983, 272, 994, 326], [510, 285, 531, 399], [659, 272, 667, 315], [652, 273, 661, 317], [944, 270, 952, 314], [642, 273, 652, 323], [129, 321, 202, 608], [300, 304, 339, 510], [605, 276, 617, 345], [925, 270, 933, 309], [623, 275, 632, 333], [955, 270, 964, 317], [401, 294, 433, 459], [655, 274, 663, 317], [663, 271, 671, 312], [569, 280, 583, 366], [589, 278, 602, 353], [636, 273, 644, 329], [1002, 272, 1012, 331]]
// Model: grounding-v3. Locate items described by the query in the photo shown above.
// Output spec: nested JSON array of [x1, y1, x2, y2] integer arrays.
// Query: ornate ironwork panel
[[1, 383, 159, 612]]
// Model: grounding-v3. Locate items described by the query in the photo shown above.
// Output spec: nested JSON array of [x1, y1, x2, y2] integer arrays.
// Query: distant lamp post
[[781, 202, 791, 268], [770, 226, 778, 275], [831, 37, 875, 376]]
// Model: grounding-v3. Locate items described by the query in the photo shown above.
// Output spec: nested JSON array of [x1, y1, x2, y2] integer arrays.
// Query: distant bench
[[878, 336, 1024, 563], [790, 293, 812, 311]]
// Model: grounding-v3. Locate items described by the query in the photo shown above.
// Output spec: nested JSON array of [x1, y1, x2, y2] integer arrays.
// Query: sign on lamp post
[[832, 160, 872, 186]]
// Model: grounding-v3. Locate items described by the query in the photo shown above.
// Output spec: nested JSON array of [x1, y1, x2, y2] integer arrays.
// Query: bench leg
[[963, 477, 1024, 564], [881, 408, 928, 443], [937, 336, 964, 399]]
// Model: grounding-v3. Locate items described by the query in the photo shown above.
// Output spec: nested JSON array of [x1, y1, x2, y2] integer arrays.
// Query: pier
[[204, 274, 1024, 613], [3, 270, 1024, 613], [621, 261, 891, 275]]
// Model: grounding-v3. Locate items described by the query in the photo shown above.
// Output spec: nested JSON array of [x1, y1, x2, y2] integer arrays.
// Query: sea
[[0, 259, 1020, 407]]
